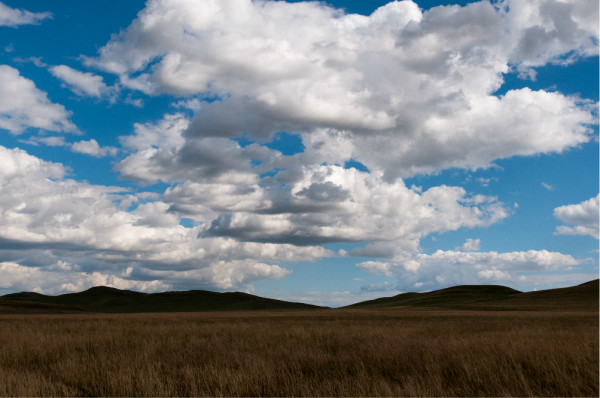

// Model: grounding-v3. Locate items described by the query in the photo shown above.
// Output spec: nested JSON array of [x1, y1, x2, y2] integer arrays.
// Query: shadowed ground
[[0, 308, 597, 397]]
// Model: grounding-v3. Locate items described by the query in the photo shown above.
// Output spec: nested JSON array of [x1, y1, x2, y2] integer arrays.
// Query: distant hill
[[481, 279, 600, 311], [1, 280, 597, 314], [0, 286, 325, 314], [345, 279, 599, 311], [345, 284, 520, 309]]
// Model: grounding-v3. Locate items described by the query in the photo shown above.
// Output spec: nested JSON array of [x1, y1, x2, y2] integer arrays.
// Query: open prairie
[[0, 308, 597, 397]]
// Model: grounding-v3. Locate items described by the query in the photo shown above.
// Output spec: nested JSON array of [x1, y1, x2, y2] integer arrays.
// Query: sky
[[0, 0, 597, 307]]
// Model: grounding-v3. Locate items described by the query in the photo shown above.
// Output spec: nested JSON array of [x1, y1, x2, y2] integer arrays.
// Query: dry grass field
[[0, 308, 597, 397]]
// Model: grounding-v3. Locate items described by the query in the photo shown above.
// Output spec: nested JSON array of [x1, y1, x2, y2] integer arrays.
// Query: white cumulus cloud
[[86, 0, 596, 179], [456, 238, 481, 252], [0, 145, 305, 293], [554, 194, 599, 239], [49, 65, 108, 98], [0, 65, 77, 134], [71, 139, 118, 158], [0, 2, 51, 27]]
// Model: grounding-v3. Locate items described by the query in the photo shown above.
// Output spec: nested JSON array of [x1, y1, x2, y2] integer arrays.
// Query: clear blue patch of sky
[[264, 131, 305, 155], [260, 168, 285, 179], [231, 134, 255, 148], [344, 159, 370, 173], [495, 56, 599, 101], [179, 218, 196, 228], [2, 0, 146, 57]]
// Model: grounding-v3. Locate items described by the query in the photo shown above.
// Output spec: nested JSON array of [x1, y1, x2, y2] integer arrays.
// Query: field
[[0, 308, 597, 397]]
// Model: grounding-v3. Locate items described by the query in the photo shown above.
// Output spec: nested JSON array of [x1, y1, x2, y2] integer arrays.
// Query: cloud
[[541, 182, 555, 191], [357, 248, 589, 291], [360, 281, 396, 292], [0, 65, 77, 134], [0, 140, 510, 295], [0, 261, 169, 295], [506, 0, 599, 71], [114, 111, 510, 254], [456, 238, 480, 252], [120, 113, 188, 152], [18, 135, 67, 147], [477, 177, 491, 187], [117, 112, 270, 185], [98, 0, 593, 257], [0, 145, 316, 294], [350, 88, 595, 180], [11, 56, 47, 68], [172, 98, 202, 112], [86, 0, 596, 179], [2, 0, 596, 295], [196, 164, 509, 251], [554, 194, 599, 239], [49, 65, 109, 98], [0, 2, 51, 27], [71, 139, 118, 157], [20, 136, 118, 158]]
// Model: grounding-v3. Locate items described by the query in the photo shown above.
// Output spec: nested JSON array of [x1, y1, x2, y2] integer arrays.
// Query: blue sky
[[0, 0, 597, 306]]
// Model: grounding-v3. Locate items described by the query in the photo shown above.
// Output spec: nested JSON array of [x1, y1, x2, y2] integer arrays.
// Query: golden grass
[[0, 308, 597, 397]]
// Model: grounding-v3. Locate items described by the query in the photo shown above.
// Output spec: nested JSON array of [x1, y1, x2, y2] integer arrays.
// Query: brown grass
[[0, 308, 597, 397]]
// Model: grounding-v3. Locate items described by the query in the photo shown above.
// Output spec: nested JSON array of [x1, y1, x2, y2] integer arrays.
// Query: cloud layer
[[88, 0, 597, 178], [0, 0, 597, 300], [0, 146, 299, 294]]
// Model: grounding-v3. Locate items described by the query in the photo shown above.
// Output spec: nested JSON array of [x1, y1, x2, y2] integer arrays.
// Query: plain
[[0, 307, 597, 397]]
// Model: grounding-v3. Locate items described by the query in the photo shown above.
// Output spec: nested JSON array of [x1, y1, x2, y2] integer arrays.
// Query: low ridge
[[1, 279, 597, 313], [0, 287, 324, 313], [345, 280, 599, 311], [344, 284, 521, 309]]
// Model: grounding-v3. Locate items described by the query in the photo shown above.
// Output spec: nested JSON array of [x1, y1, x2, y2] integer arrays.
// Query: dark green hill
[[0, 286, 325, 313], [2, 280, 597, 314], [345, 284, 521, 309], [480, 279, 599, 311], [0, 299, 86, 314], [345, 280, 599, 311]]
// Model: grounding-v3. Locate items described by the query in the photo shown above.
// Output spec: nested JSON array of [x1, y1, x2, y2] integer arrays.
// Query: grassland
[[0, 308, 597, 397]]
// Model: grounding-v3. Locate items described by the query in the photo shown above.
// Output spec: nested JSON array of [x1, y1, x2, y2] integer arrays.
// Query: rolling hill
[[344, 284, 521, 309], [0, 279, 597, 313], [345, 279, 599, 311], [0, 286, 325, 314]]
